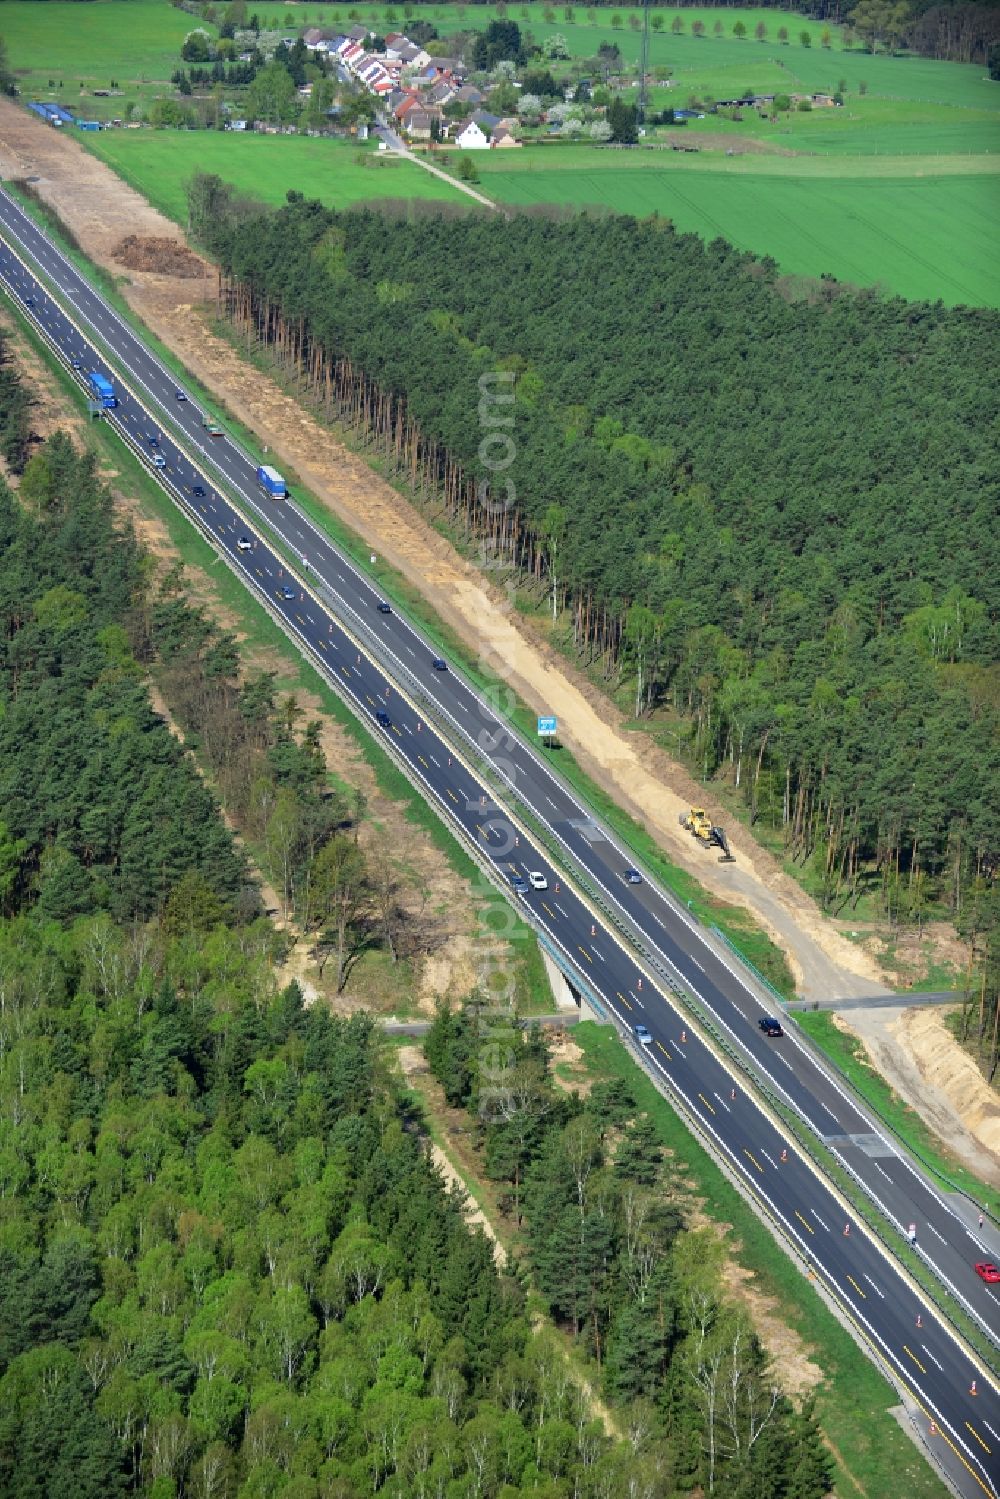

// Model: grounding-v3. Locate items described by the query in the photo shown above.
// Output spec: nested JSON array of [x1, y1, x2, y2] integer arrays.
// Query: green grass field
[[85, 129, 465, 218], [2, 0, 194, 120]]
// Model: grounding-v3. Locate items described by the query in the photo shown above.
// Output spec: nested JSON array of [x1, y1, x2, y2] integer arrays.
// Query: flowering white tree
[[543, 31, 570, 58], [590, 118, 612, 140], [517, 92, 543, 117], [492, 59, 518, 81]]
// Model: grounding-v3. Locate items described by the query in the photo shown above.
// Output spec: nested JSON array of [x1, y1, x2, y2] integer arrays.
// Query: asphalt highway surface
[[2, 182, 998, 1498]]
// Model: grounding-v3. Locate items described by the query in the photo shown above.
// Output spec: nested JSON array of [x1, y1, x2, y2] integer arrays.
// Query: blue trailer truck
[[87, 371, 117, 409], [256, 464, 286, 499]]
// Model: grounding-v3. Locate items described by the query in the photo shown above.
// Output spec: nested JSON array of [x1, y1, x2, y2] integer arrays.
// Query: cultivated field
[[471, 148, 1000, 306]]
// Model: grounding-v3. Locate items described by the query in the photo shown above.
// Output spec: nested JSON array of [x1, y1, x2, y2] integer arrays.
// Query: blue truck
[[86, 371, 117, 408], [256, 464, 286, 499]]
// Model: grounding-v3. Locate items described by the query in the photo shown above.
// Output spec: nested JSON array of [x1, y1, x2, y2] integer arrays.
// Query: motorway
[[1, 182, 998, 1497]]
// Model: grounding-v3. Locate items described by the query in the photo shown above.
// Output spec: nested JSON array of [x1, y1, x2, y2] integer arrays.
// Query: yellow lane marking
[[418, 755, 429, 768], [698, 1092, 716, 1115], [965, 1423, 991, 1455], [392, 725, 401, 737], [295, 613, 304, 624], [318, 640, 327, 651], [366, 695, 375, 706], [541, 901, 555, 919], [902, 1344, 925, 1373], [255, 567, 263, 577], [743, 1149, 763, 1174], [847, 1275, 866, 1299], [655, 1039, 671, 1059], [795, 1211, 815, 1235], [577, 946, 593, 964], [340, 667, 350, 680], [447, 788, 458, 803]]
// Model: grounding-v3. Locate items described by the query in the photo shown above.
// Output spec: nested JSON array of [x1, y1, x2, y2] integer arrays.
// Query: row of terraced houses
[[304, 25, 521, 147]]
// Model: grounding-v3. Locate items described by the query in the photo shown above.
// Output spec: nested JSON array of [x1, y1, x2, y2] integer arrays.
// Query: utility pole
[[639, 0, 651, 126]]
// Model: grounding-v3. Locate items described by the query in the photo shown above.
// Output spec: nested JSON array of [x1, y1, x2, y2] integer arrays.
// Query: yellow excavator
[[679, 807, 735, 863]]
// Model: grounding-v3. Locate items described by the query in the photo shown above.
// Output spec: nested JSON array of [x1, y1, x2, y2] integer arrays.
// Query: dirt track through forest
[[0, 100, 901, 1005]]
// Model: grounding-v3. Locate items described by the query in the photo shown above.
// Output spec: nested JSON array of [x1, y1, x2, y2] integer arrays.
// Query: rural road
[[374, 117, 499, 209]]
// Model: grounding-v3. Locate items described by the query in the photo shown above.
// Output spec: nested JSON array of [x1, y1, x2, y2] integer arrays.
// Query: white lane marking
[[554, 903, 569, 919], [926, 1223, 947, 1244], [920, 1344, 944, 1371], [863, 1274, 884, 1299], [429, 754, 440, 767], [811, 1209, 830, 1231], [984, 1421, 1000, 1443], [713, 1092, 732, 1114], [306, 613, 315, 624], [761, 1150, 778, 1169], [591, 947, 605, 962], [872, 1162, 893, 1182], [545, 795, 557, 808]]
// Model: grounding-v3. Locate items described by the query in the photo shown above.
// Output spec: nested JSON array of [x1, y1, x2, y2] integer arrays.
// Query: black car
[[375, 710, 391, 728], [192, 484, 206, 498], [71, 357, 82, 371], [432, 657, 447, 671], [147, 434, 159, 448], [758, 1016, 784, 1037], [377, 601, 391, 614], [625, 868, 643, 884], [280, 585, 297, 601], [174, 389, 187, 402]]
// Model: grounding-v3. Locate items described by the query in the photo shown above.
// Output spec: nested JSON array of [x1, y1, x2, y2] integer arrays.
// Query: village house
[[404, 106, 442, 140], [452, 117, 490, 149], [490, 125, 521, 148]]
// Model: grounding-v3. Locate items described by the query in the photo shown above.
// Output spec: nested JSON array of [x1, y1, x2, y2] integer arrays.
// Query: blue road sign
[[537, 716, 557, 736]]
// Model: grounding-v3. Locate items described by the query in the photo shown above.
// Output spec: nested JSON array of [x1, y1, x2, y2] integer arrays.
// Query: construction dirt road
[[7, 103, 999, 1184]]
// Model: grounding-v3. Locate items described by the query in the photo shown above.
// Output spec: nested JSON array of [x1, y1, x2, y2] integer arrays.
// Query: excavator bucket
[[710, 826, 735, 862]]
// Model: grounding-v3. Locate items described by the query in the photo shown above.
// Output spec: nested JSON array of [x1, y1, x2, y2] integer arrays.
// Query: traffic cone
[[591, 925, 596, 937], [970, 1380, 977, 1396], [637, 977, 642, 990], [929, 1421, 937, 1436], [916, 1314, 922, 1328], [780, 1149, 787, 1162], [843, 1223, 851, 1236], [680, 1030, 687, 1044], [730, 1089, 736, 1101]]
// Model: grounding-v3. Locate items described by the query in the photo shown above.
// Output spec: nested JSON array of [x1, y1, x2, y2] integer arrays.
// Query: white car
[[151, 454, 166, 469], [236, 536, 253, 552], [527, 871, 548, 890]]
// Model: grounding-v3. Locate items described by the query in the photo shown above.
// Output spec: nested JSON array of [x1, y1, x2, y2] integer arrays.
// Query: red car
[[974, 1261, 1000, 1283]]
